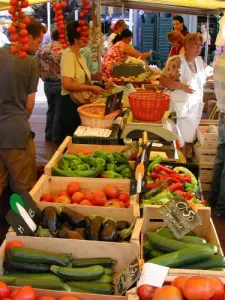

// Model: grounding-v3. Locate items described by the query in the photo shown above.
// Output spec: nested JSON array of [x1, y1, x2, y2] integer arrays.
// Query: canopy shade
[[101, 0, 225, 15], [0, 0, 48, 11]]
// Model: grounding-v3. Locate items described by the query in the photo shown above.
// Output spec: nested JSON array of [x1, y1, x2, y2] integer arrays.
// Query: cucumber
[[208, 268, 225, 271], [67, 282, 113, 294], [71, 258, 116, 268], [149, 249, 165, 258], [0, 276, 17, 285], [143, 241, 153, 252], [104, 268, 113, 276], [7, 247, 72, 267], [51, 265, 105, 281], [94, 275, 113, 283], [207, 243, 218, 254], [4, 260, 50, 273], [156, 227, 196, 237], [182, 255, 225, 270], [147, 245, 214, 268], [15, 278, 70, 291], [6, 273, 61, 281], [179, 236, 206, 244]]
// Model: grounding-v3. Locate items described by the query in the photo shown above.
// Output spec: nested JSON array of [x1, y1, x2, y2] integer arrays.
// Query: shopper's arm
[[62, 77, 94, 92], [26, 93, 36, 118], [160, 75, 183, 90], [123, 44, 151, 59]]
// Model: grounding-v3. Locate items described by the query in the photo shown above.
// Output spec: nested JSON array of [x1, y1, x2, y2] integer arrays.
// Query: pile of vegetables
[[137, 275, 225, 300], [1, 241, 115, 294], [142, 156, 206, 207], [143, 227, 225, 270], [35, 206, 136, 242], [41, 182, 130, 208], [52, 151, 131, 179]]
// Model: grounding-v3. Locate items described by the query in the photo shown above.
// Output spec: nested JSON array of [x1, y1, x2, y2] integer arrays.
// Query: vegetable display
[[143, 227, 225, 270], [52, 151, 132, 179], [142, 156, 206, 207], [33, 206, 136, 242], [3, 243, 116, 294], [137, 275, 225, 300], [41, 182, 130, 208]]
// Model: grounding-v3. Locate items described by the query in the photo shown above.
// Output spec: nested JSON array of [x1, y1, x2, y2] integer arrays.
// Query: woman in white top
[[60, 21, 104, 138], [107, 20, 126, 50]]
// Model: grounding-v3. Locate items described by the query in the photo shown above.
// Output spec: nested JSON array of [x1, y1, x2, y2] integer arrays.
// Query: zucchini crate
[[140, 205, 223, 277], [45, 137, 128, 176], [0, 239, 139, 300], [30, 174, 140, 218], [7, 202, 143, 272]]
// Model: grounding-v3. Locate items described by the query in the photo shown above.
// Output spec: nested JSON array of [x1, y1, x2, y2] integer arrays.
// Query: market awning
[[0, 0, 49, 11], [101, 0, 225, 16]]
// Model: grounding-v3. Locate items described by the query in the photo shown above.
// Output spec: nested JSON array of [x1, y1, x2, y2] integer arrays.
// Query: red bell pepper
[[149, 173, 164, 181], [168, 183, 184, 192], [174, 190, 195, 200]]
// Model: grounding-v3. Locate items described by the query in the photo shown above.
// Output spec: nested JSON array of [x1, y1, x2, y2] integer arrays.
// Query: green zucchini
[[7, 247, 72, 267], [94, 275, 113, 283], [67, 282, 113, 294], [0, 276, 17, 285], [207, 243, 218, 254], [182, 255, 225, 270], [149, 249, 165, 258], [155, 229, 205, 244], [208, 267, 225, 271], [5, 273, 61, 281], [156, 227, 197, 237], [147, 245, 214, 268], [71, 258, 116, 268], [51, 265, 104, 281], [104, 268, 113, 276], [4, 260, 50, 273], [15, 277, 69, 291], [69, 287, 88, 293]]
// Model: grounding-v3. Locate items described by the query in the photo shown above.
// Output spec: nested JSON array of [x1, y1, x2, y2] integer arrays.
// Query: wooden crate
[[196, 162, 214, 192], [45, 137, 127, 176], [197, 126, 218, 149], [199, 119, 218, 126], [193, 143, 216, 164], [140, 205, 223, 276], [30, 174, 140, 218], [0, 240, 139, 300]]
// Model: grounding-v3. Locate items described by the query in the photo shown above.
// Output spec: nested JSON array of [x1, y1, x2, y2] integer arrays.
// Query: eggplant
[[60, 207, 86, 228], [57, 223, 72, 238], [99, 219, 118, 242], [117, 221, 130, 231], [67, 229, 84, 240], [85, 216, 104, 240], [42, 206, 59, 232], [119, 218, 137, 241]]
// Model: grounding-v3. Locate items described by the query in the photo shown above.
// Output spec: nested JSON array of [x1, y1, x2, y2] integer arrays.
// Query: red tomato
[[11, 15, 18, 21], [11, 46, 18, 54], [83, 10, 89, 15], [58, 190, 69, 197], [41, 194, 53, 202], [20, 37, 29, 44], [57, 15, 64, 21], [103, 185, 119, 199], [71, 192, 85, 204], [23, 17, 30, 25], [104, 200, 121, 208], [209, 277, 224, 300], [18, 51, 27, 59], [93, 190, 107, 206], [77, 27, 81, 33], [119, 201, 125, 208], [14, 286, 35, 300], [79, 199, 93, 206], [19, 29, 28, 37], [2, 298, 12, 300], [80, 12, 85, 18], [59, 297, 80, 300], [83, 192, 94, 203], [171, 276, 188, 291], [118, 193, 129, 203], [20, 44, 28, 52], [153, 286, 183, 300], [10, 289, 19, 298], [60, 1, 67, 7], [183, 276, 215, 300], [8, 6, 16, 15], [137, 284, 156, 300], [8, 26, 16, 34], [81, 31, 88, 37], [19, 23, 26, 29], [125, 200, 130, 208], [10, 33, 19, 42], [66, 182, 80, 197], [6, 241, 23, 253], [10, 0, 18, 6], [21, 1, 29, 8], [79, 20, 85, 26], [18, 12, 25, 19], [0, 282, 11, 299], [55, 195, 71, 204], [38, 297, 56, 300]]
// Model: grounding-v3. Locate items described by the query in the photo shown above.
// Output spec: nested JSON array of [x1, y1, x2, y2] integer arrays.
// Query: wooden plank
[[202, 183, 212, 192]]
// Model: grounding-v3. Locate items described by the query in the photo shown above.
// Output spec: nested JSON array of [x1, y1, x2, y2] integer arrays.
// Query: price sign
[[6, 190, 41, 236], [137, 263, 169, 288], [104, 91, 123, 116], [130, 141, 152, 195], [115, 258, 141, 296], [158, 196, 202, 239]]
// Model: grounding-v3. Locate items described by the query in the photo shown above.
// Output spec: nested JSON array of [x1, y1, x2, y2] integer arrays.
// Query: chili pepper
[[60, 158, 69, 171], [184, 182, 199, 194], [168, 183, 184, 192], [121, 167, 131, 178], [52, 167, 102, 178], [174, 190, 195, 200], [149, 173, 164, 181], [144, 189, 173, 203], [201, 200, 206, 205], [166, 176, 181, 183], [147, 155, 162, 173], [144, 180, 168, 199], [100, 171, 123, 179], [154, 165, 176, 175], [147, 180, 164, 190], [177, 174, 192, 183], [173, 167, 197, 185]]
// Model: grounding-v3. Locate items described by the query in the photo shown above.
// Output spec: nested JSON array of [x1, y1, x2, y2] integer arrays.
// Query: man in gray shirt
[[0, 18, 45, 196]]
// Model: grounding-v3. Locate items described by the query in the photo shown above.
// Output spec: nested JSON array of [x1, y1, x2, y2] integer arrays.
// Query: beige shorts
[[0, 139, 37, 191]]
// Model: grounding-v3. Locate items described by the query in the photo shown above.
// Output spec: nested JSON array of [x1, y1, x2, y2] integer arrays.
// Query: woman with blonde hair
[[167, 30, 184, 57], [160, 33, 212, 158], [107, 19, 126, 50]]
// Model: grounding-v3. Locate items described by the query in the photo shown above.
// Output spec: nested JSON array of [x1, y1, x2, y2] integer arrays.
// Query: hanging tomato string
[[53, 1, 69, 49], [77, 0, 90, 43], [8, 0, 30, 59]]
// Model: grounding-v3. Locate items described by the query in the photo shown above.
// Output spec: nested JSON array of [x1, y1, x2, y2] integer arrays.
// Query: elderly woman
[[160, 33, 212, 158], [60, 21, 104, 138], [167, 30, 184, 57]]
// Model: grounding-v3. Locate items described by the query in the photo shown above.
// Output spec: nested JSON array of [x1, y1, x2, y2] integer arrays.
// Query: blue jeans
[[44, 81, 63, 144], [208, 112, 225, 211]]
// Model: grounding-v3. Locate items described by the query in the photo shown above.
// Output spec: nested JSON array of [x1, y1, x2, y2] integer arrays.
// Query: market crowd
[[0, 14, 224, 218]]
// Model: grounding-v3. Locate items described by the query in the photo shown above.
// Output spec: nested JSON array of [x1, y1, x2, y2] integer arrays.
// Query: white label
[[137, 263, 169, 288]]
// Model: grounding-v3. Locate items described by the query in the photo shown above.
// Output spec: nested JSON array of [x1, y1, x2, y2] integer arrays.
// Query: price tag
[[158, 196, 202, 239], [6, 190, 41, 236], [137, 263, 169, 288], [115, 258, 141, 295], [104, 91, 123, 116]]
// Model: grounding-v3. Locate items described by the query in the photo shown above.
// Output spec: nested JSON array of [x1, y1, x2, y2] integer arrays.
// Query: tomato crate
[[45, 137, 128, 176], [30, 174, 140, 217], [0, 239, 139, 299], [140, 205, 223, 277], [193, 143, 216, 164], [197, 126, 218, 149]]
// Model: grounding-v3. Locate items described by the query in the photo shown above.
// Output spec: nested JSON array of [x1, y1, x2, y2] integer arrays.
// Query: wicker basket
[[129, 91, 170, 121], [77, 103, 120, 129]]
